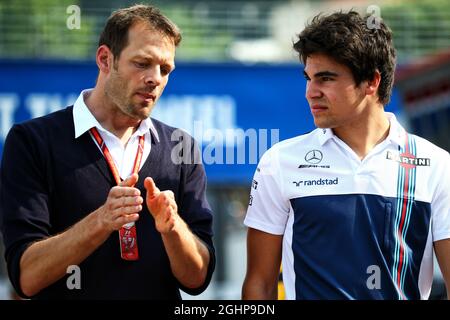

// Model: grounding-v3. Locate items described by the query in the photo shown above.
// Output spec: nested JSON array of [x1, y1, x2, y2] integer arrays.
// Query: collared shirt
[[245, 112, 450, 300], [73, 89, 159, 180]]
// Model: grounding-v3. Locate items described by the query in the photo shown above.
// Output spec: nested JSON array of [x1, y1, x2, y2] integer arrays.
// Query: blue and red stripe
[[392, 133, 417, 299]]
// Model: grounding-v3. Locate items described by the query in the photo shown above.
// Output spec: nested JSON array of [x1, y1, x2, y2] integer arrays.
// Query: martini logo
[[386, 151, 430, 168]]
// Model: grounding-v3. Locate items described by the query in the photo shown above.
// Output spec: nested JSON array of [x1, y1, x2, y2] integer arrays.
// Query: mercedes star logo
[[305, 150, 323, 164]]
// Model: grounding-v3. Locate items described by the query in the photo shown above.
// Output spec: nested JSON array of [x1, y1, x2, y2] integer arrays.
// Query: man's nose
[[305, 81, 322, 100], [144, 66, 162, 87]]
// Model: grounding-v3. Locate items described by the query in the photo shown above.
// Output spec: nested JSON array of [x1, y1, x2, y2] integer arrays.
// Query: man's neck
[[85, 89, 141, 146], [333, 108, 390, 160]]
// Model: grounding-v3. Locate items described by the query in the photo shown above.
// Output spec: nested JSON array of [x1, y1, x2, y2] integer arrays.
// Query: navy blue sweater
[[0, 106, 215, 299]]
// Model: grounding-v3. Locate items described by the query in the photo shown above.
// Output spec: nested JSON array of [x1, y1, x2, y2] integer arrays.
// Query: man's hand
[[97, 173, 143, 232], [143, 176, 210, 288], [19, 173, 143, 297], [144, 177, 178, 234]]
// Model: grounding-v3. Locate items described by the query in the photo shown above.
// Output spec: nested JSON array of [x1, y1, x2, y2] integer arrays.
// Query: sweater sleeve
[[0, 124, 51, 298], [175, 135, 215, 296]]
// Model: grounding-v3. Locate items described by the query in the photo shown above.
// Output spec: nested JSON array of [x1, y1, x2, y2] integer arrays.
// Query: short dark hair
[[293, 11, 396, 105], [98, 4, 182, 61]]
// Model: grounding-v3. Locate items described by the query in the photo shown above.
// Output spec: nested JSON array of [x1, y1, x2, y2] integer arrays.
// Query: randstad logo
[[292, 178, 339, 187]]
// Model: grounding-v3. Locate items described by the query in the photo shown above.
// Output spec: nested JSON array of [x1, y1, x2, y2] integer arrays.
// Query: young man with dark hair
[[242, 11, 450, 300], [0, 4, 215, 299]]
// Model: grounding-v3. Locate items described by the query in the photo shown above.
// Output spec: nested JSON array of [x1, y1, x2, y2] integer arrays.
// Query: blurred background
[[0, 0, 449, 300]]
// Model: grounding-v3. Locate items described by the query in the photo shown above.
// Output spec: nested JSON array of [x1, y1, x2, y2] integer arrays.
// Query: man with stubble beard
[[0, 4, 215, 299]]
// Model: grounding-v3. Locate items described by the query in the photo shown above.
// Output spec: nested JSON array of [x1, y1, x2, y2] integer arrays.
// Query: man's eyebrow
[[132, 55, 175, 68], [303, 70, 339, 78], [132, 54, 151, 60], [315, 71, 339, 77]]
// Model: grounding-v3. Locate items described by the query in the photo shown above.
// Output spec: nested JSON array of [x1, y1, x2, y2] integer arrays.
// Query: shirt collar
[[384, 112, 406, 147], [73, 88, 160, 142], [317, 112, 406, 147], [317, 127, 334, 146]]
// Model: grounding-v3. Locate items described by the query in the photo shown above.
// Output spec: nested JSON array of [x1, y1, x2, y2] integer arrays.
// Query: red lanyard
[[90, 127, 144, 261], [90, 127, 144, 185]]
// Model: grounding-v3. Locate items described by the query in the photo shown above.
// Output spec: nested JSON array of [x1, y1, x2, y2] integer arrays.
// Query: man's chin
[[313, 120, 327, 129], [135, 106, 153, 119], [312, 116, 334, 129], [126, 102, 152, 119], [132, 111, 151, 120]]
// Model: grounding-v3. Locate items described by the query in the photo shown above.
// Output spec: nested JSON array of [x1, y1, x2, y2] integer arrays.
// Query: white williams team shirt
[[72, 89, 159, 179], [244, 113, 450, 300]]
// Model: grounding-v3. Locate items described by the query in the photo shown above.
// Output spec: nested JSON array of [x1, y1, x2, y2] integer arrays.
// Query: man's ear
[[96, 45, 114, 74], [365, 70, 381, 97]]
